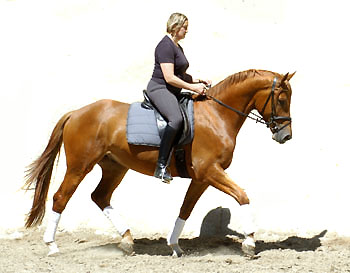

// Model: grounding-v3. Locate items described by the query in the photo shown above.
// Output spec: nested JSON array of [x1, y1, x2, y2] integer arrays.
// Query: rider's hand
[[199, 79, 212, 87], [191, 83, 207, 95]]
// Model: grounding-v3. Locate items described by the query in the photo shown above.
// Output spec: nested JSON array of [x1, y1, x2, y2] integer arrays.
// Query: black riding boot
[[154, 125, 178, 183]]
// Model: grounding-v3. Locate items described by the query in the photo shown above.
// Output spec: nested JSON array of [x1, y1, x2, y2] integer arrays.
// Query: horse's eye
[[278, 98, 286, 106], [278, 93, 288, 106]]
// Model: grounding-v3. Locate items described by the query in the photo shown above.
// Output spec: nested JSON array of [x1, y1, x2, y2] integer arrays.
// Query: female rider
[[146, 13, 211, 183]]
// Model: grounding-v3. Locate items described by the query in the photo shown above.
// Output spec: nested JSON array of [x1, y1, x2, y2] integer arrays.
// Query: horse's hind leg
[[43, 137, 106, 255], [92, 155, 133, 254], [43, 166, 93, 255]]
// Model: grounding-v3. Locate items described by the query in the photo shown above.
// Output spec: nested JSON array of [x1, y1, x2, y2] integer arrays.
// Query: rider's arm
[[160, 63, 206, 94]]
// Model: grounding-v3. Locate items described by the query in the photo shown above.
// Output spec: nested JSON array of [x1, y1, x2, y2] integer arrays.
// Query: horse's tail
[[24, 112, 72, 228]]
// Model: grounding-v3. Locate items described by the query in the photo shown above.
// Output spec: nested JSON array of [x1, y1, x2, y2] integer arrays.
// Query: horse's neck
[[208, 75, 269, 136]]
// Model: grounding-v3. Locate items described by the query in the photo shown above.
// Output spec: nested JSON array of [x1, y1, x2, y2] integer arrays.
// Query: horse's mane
[[209, 69, 277, 97]]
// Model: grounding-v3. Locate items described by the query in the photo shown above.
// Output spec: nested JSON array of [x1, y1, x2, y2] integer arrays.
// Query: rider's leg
[[146, 81, 183, 183]]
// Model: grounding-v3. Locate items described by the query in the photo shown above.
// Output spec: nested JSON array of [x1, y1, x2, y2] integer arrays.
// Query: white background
[[1, 0, 349, 237]]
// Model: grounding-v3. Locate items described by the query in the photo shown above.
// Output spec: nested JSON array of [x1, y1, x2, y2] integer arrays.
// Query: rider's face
[[175, 21, 188, 41]]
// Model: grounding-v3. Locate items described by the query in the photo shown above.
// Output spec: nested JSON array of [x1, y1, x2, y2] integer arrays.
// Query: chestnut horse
[[24, 69, 294, 257]]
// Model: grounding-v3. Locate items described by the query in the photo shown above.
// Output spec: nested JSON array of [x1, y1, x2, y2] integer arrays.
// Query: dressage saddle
[[141, 90, 193, 147]]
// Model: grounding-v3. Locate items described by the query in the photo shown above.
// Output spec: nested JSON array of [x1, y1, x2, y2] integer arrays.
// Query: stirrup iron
[[154, 163, 172, 184]]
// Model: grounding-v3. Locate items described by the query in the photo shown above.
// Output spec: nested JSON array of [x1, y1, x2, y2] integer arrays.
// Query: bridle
[[260, 77, 292, 133], [205, 77, 292, 133]]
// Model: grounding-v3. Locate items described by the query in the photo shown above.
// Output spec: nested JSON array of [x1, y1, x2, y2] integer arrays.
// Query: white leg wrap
[[242, 235, 256, 257], [167, 217, 186, 246], [240, 204, 256, 236], [43, 210, 61, 244], [103, 206, 129, 236], [47, 242, 60, 256]]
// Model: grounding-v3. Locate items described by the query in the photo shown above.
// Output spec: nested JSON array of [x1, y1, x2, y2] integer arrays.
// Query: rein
[[205, 77, 291, 133], [205, 93, 267, 125]]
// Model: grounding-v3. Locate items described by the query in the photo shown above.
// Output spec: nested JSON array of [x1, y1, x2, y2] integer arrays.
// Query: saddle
[[140, 90, 193, 146], [126, 91, 194, 178]]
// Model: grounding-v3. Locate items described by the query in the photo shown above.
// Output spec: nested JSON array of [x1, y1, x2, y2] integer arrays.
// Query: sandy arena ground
[[1, 228, 350, 273]]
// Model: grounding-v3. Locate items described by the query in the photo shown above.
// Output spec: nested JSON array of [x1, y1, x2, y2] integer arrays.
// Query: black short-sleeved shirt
[[151, 35, 191, 94]]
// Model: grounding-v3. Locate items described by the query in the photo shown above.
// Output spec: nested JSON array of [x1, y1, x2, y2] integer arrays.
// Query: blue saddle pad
[[127, 100, 194, 147]]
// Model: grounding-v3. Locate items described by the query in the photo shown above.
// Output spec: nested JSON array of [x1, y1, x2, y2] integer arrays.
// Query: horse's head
[[256, 72, 295, 144]]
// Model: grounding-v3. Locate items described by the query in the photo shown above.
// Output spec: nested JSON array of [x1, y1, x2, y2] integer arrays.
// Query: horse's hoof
[[118, 231, 134, 255], [46, 242, 59, 256], [242, 236, 255, 257], [169, 244, 184, 257], [118, 242, 134, 255]]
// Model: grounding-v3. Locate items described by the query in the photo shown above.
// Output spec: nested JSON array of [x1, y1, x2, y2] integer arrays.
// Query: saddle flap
[[177, 95, 192, 145], [155, 112, 167, 136]]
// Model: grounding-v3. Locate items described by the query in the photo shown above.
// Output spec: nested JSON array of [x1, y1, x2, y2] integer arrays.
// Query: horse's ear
[[287, 71, 296, 81], [280, 73, 289, 84], [280, 71, 296, 85]]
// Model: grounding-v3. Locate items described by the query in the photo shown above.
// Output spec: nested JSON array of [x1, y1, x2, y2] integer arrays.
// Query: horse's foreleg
[[168, 217, 186, 257], [168, 180, 208, 257], [206, 164, 256, 256], [240, 204, 256, 257]]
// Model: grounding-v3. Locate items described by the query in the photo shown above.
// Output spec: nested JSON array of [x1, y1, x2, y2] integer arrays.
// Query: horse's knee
[[239, 192, 250, 205]]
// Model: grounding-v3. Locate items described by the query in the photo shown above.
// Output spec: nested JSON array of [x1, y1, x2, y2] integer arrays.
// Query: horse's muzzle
[[272, 124, 292, 144]]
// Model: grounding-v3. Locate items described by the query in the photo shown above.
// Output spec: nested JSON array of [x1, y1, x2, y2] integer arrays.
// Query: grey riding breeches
[[146, 80, 183, 131]]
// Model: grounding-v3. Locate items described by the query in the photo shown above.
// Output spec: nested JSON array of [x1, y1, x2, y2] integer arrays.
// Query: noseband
[[206, 77, 292, 133]]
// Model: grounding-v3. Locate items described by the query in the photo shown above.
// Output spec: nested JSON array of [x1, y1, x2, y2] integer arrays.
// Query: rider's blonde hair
[[166, 13, 188, 36]]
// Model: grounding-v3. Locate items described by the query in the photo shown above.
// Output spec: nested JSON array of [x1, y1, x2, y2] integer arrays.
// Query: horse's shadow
[[254, 230, 327, 254], [133, 207, 327, 256]]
